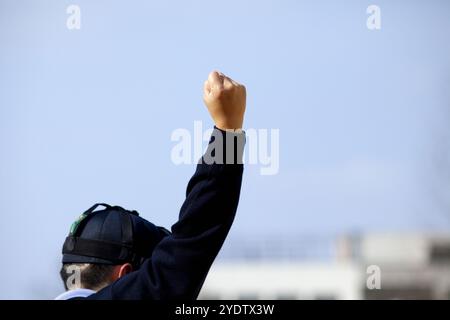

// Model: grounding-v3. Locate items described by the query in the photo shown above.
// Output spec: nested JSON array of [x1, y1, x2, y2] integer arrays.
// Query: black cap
[[62, 203, 171, 268]]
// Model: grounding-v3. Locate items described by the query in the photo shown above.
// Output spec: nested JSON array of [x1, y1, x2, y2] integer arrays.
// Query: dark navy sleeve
[[87, 127, 245, 300]]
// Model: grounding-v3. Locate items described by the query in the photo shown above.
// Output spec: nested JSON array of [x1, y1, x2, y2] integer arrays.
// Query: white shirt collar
[[55, 288, 96, 300]]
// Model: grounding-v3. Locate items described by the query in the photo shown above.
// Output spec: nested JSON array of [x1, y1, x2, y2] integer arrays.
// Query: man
[[56, 71, 246, 300]]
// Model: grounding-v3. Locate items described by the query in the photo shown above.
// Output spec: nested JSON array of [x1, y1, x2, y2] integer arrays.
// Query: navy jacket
[[85, 128, 245, 300]]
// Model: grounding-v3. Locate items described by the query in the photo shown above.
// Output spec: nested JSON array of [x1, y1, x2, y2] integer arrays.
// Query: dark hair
[[60, 263, 116, 291]]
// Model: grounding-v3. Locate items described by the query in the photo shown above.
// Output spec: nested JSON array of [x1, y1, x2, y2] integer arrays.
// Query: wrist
[[215, 120, 244, 131], [215, 127, 244, 133]]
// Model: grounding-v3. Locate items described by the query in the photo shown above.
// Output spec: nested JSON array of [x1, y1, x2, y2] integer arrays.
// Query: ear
[[116, 263, 133, 279]]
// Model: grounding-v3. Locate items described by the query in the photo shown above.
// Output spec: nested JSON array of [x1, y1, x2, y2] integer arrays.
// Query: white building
[[199, 233, 450, 300]]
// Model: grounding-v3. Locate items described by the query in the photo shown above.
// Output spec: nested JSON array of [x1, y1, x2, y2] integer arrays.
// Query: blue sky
[[1, 0, 449, 298]]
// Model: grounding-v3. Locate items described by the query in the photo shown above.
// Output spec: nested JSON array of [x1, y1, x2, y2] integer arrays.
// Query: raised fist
[[203, 71, 246, 130]]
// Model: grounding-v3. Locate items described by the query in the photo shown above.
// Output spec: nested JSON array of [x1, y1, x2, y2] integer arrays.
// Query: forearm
[[174, 127, 245, 236]]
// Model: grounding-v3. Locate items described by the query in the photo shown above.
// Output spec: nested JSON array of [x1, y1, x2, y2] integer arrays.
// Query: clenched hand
[[203, 71, 246, 131]]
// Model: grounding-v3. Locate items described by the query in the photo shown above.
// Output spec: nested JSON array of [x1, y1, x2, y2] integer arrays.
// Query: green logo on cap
[[69, 213, 88, 235]]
